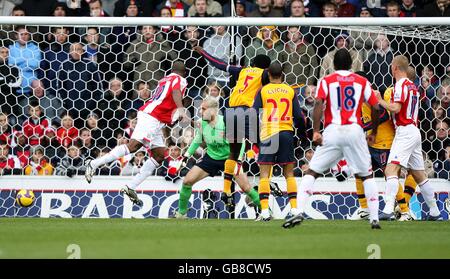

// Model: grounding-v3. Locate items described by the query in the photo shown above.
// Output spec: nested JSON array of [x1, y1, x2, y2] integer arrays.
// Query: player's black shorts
[[258, 131, 295, 165], [224, 106, 258, 144], [196, 153, 226, 177], [369, 146, 390, 171]]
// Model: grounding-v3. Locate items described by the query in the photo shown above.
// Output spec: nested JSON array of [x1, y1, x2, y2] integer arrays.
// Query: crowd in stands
[[0, 0, 448, 180]]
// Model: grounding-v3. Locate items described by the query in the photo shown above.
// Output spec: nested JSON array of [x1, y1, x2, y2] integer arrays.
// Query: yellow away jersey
[[362, 87, 395, 149], [259, 83, 295, 140], [229, 67, 264, 107]]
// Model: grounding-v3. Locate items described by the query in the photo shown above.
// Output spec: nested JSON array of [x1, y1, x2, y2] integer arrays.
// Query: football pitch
[[0, 219, 449, 259]]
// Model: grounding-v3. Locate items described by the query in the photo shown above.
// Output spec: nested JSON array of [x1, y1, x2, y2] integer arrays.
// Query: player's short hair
[[268, 62, 283, 79], [251, 54, 271, 69], [407, 66, 416, 81], [393, 55, 409, 72], [333, 48, 352, 71], [172, 60, 185, 75], [203, 96, 219, 109]]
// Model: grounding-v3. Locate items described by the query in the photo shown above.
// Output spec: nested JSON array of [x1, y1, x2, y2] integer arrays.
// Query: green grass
[[0, 219, 449, 259]]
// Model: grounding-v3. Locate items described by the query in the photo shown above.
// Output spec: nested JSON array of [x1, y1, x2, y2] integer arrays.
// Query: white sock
[[363, 178, 379, 222], [126, 157, 160, 190], [91, 145, 130, 169], [298, 174, 315, 213], [383, 176, 398, 214], [419, 179, 440, 217], [261, 209, 270, 219]]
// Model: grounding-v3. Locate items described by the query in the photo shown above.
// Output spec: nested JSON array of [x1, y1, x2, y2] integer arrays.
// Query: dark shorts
[[258, 131, 295, 165], [196, 153, 226, 177], [224, 106, 258, 144], [369, 146, 390, 171]]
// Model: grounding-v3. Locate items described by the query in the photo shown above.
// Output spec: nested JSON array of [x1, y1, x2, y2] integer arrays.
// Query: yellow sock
[[286, 177, 297, 209], [396, 182, 408, 213], [403, 174, 417, 204], [259, 178, 270, 210], [224, 160, 237, 195], [355, 178, 368, 209]]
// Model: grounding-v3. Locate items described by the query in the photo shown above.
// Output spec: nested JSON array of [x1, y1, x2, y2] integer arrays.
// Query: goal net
[[0, 17, 448, 220]]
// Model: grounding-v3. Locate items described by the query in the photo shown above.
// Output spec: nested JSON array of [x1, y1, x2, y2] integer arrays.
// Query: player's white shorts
[[131, 111, 165, 148], [309, 124, 372, 177], [388, 124, 424, 170]]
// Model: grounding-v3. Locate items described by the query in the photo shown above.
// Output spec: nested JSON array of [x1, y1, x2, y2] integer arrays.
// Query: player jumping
[[375, 55, 442, 221], [285, 49, 382, 229], [252, 62, 307, 226], [174, 97, 261, 218], [84, 61, 189, 205], [193, 46, 271, 208]]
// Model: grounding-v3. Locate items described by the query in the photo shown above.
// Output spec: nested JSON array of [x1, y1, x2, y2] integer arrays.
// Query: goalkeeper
[[174, 97, 261, 218]]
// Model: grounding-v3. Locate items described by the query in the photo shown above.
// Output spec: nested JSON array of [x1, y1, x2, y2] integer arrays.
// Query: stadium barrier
[[1, 177, 449, 220]]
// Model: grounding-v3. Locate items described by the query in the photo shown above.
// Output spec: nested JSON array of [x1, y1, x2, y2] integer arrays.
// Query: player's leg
[[234, 172, 261, 210], [176, 166, 210, 218], [403, 174, 417, 204], [258, 164, 273, 221], [121, 146, 165, 206], [224, 142, 241, 196], [282, 163, 299, 216], [348, 178, 370, 220], [408, 147, 441, 220], [343, 125, 380, 228]]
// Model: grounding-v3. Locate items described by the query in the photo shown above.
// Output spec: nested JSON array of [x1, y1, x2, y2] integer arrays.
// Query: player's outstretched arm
[[193, 46, 242, 79]]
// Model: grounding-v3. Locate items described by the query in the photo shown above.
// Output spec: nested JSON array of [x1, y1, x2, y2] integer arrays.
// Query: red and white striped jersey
[[390, 78, 419, 127], [139, 73, 187, 124], [315, 70, 378, 128]]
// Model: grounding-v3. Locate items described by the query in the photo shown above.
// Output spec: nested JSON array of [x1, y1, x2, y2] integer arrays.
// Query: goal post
[[0, 16, 448, 220]]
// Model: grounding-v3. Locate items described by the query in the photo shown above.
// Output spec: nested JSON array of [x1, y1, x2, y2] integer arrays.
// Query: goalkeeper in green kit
[[174, 97, 261, 218]]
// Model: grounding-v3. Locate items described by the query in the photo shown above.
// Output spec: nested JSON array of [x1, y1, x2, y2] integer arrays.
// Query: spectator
[[386, 1, 400, 17], [350, 11, 378, 62], [0, 112, 12, 144], [290, 0, 306, 18], [332, 0, 356, 17], [41, 126, 65, 167], [57, 113, 79, 148], [114, 0, 155, 17], [0, 46, 20, 116], [223, 0, 253, 17], [157, 144, 187, 182], [399, 0, 417, 17], [130, 81, 151, 110], [83, 27, 115, 83], [78, 128, 99, 160], [202, 81, 225, 110], [247, 0, 283, 37], [363, 34, 394, 94], [178, 26, 208, 105], [123, 113, 137, 139], [159, 7, 184, 47], [0, 139, 21, 175], [188, 0, 222, 17], [20, 0, 57, 16], [245, 26, 287, 70], [10, 4, 25, 16], [85, 112, 105, 148], [21, 98, 49, 146], [418, 0, 450, 17], [433, 145, 450, 179], [8, 26, 41, 98], [320, 33, 362, 78], [11, 131, 29, 167], [65, 0, 90, 16], [425, 120, 450, 161], [157, 0, 188, 17], [0, 0, 15, 16], [123, 25, 176, 90], [121, 149, 147, 175], [363, 0, 388, 17], [436, 78, 450, 116], [40, 27, 71, 95], [55, 144, 86, 177], [24, 145, 53, 175], [284, 26, 319, 88], [203, 25, 242, 88], [273, 0, 288, 16], [58, 43, 103, 123], [312, 2, 343, 58], [96, 78, 130, 147], [30, 80, 63, 125], [89, 0, 110, 16]]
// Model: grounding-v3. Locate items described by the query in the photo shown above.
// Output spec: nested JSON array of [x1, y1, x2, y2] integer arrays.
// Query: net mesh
[[0, 22, 448, 219]]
